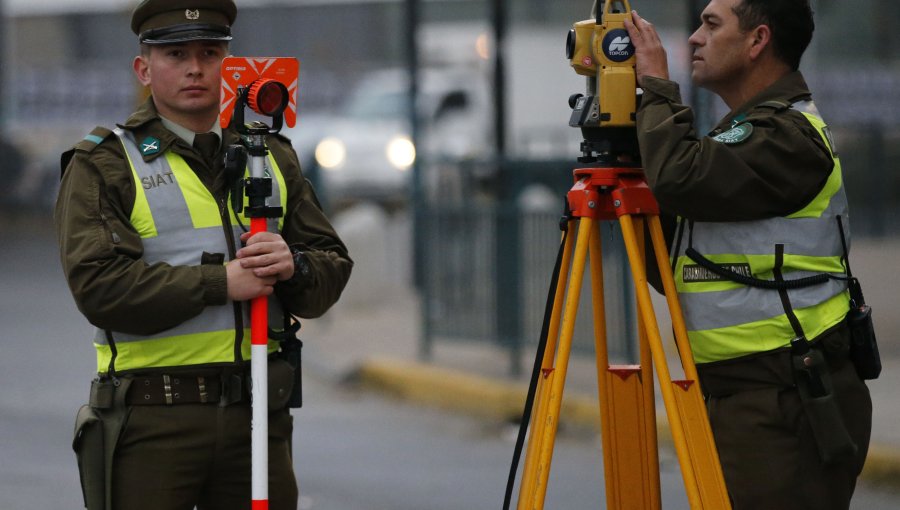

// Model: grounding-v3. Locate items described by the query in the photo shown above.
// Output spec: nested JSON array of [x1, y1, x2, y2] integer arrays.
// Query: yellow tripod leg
[[518, 216, 592, 510], [518, 220, 576, 509], [591, 220, 661, 510], [632, 217, 663, 509], [618, 213, 706, 509], [647, 216, 731, 509]]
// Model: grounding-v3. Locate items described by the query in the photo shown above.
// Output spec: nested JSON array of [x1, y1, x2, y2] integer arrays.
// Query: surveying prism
[[220, 56, 299, 510], [503, 1, 732, 509]]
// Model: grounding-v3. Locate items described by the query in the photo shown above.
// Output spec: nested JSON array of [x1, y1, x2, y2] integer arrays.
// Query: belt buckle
[[198, 376, 208, 404], [163, 374, 174, 405]]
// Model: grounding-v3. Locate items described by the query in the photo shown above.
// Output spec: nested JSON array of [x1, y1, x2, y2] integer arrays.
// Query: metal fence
[[417, 158, 638, 376]]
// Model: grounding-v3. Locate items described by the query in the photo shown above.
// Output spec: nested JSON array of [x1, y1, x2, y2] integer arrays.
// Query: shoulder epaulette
[[73, 126, 114, 153], [756, 100, 791, 111], [60, 126, 114, 178]]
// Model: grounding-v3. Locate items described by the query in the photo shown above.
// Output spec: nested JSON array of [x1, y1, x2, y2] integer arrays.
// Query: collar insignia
[[140, 137, 161, 156]]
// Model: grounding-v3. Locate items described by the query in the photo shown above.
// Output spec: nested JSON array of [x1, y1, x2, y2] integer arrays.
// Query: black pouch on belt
[[72, 405, 104, 510], [791, 338, 857, 465], [279, 337, 303, 408], [846, 277, 881, 380], [268, 357, 295, 410]]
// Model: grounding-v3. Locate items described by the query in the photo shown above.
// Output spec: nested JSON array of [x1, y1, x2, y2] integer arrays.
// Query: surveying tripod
[[506, 160, 733, 509], [504, 1, 732, 507]]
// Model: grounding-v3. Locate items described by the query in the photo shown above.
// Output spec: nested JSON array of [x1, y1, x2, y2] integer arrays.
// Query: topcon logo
[[608, 36, 631, 53], [602, 29, 634, 62]]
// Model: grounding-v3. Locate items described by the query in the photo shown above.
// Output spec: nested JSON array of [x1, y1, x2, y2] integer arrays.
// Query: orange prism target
[[220, 56, 299, 129]]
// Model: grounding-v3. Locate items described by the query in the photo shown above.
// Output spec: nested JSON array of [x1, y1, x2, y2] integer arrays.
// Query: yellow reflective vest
[[673, 100, 850, 364], [93, 128, 288, 374]]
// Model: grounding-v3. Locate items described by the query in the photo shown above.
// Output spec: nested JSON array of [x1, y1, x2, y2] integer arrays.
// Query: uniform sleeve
[[271, 139, 353, 318], [54, 141, 227, 335], [636, 77, 834, 222]]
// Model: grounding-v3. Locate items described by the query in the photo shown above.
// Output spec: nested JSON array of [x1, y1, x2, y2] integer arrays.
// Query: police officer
[[624, 1, 871, 508], [55, 1, 352, 509]]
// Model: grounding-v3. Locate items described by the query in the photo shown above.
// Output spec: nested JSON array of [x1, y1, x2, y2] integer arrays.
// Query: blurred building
[[4, 0, 898, 133]]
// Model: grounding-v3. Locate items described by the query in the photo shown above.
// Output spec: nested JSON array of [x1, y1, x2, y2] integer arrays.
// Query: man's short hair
[[732, 0, 814, 70]]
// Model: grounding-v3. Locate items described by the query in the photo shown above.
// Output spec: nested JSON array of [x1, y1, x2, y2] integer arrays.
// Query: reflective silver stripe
[[97, 131, 285, 351], [94, 310, 236, 345], [679, 277, 848, 331], [676, 191, 848, 258], [141, 227, 225, 267]]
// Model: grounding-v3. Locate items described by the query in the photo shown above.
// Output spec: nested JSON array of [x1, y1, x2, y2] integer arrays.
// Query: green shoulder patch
[[73, 126, 113, 153], [712, 123, 754, 145]]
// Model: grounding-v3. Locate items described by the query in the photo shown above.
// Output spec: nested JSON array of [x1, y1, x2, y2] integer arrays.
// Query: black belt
[[698, 322, 851, 398], [125, 372, 249, 406]]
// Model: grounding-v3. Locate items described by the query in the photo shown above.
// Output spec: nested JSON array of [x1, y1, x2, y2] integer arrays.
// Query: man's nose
[[688, 28, 703, 47], [186, 55, 203, 75]]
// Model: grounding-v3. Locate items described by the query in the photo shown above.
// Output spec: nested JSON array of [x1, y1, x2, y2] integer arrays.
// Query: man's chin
[[690, 73, 707, 89], [178, 100, 219, 115]]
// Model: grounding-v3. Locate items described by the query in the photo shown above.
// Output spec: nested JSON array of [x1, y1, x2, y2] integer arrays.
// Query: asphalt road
[[2, 218, 898, 509]]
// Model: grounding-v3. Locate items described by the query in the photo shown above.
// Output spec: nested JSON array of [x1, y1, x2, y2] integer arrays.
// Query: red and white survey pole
[[248, 145, 273, 510], [223, 67, 295, 510]]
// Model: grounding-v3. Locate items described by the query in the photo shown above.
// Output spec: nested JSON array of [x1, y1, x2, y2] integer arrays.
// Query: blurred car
[[282, 66, 493, 210]]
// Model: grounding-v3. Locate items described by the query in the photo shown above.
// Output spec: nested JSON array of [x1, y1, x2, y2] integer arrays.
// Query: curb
[[348, 357, 900, 491], [346, 357, 601, 430]]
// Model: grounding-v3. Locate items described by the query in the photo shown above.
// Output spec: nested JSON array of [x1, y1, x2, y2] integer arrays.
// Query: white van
[[283, 65, 493, 209]]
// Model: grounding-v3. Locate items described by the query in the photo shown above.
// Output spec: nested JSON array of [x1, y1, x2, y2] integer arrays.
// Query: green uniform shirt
[[636, 71, 835, 222], [55, 98, 352, 337]]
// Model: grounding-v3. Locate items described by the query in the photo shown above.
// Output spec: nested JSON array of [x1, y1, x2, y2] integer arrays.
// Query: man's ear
[[133, 55, 151, 87], [748, 24, 772, 61]]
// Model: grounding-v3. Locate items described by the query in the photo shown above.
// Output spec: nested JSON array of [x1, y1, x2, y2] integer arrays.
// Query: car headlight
[[315, 137, 346, 170], [386, 136, 416, 170]]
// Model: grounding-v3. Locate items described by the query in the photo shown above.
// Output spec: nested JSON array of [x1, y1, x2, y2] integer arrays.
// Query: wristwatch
[[286, 247, 314, 288]]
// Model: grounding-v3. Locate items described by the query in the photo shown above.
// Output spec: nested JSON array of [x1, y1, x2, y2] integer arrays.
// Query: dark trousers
[[700, 326, 872, 510], [111, 404, 298, 510]]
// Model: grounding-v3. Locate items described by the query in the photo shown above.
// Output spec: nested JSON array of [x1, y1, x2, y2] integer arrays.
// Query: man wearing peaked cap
[[132, 0, 237, 44], [55, 0, 353, 509]]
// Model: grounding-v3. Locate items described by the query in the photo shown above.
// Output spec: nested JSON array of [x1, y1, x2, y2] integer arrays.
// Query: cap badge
[[185, 9, 200, 20]]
